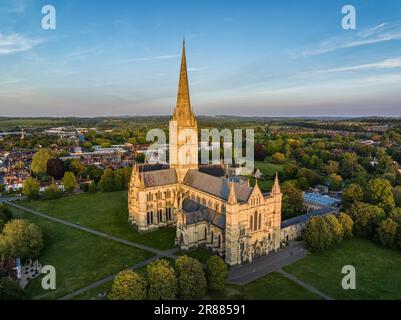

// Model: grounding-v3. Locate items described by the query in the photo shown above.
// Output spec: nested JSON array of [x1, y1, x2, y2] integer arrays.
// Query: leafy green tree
[[342, 183, 364, 209], [147, 259, 177, 300], [283, 163, 299, 180], [88, 181, 97, 193], [338, 212, 353, 239], [323, 160, 339, 175], [62, 172, 77, 194], [327, 174, 342, 191], [347, 202, 385, 238], [393, 186, 401, 208], [0, 204, 13, 221], [0, 219, 43, 260], [85, 165, 103, 183], [65, 159, 86, 176], [303, 216, 333, 252], [324, 214, 344, 245], [113, 170, 124, 191], [175, 255, 207, 299], [23, 177, 40, 199], [43, 182, 62, 200], [376, 218, 398, 248], [109, 270, 147, 300], [367, 178, 395, 212], [98, 168, 115, 192], [340, 152, 359, 179], [205, 255, 228, 291], [271, 152, 285, 164], [31, 148, 53, 176], [135, 153, 145, 163], [297, 168, 320, 187], [282, 184, 305, 219], [0, 278, 25, 300]]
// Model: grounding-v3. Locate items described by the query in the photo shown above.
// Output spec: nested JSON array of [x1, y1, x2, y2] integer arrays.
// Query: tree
[[98, 168, 115, 192], [282, 184, 305, 219], [46, 158, 65, 180], [0, 219, 43, 260], [367, 178, 395, 212], [283, 163, 299, 180], [23, 177, 40, 199], [43, 182, 62, 200], [136, 153, 145, 163], [324, 214, 344, 245], [109, 270, 147, 300], [342, 184, 364, 209], [338, 212, 353, 239], [393, 186, 401, 208], [347, 202, 385, 238], [113, 170, 124, 191], [88, 181, 97, 193], [65, 159, 85, 176], [254, 144, 266, 161], [376, 218, 399, 248], [272, 152, 285, 164], [147, 259, 177, 300], [175, 255, 206, 299], [62, 172, 77, 194], [323, 160, 339, 175], [205, 255, 228, 291], [0, 278, 25, 300], [85, 165, 103, 183], [297, 168, 320, 187], [327, 174, 343, 191], [31, 148, 53, 176], [303, 216, 333, 252]]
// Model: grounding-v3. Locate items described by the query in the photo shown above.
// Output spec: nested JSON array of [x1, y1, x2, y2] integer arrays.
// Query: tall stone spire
[[228, 181, 237, 205], [271, 172, 281, 194], [173, 39, 196, 127]]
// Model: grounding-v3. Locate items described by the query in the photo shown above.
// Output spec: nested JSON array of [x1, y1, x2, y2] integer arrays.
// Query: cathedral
[[128, 41, 283, 266]]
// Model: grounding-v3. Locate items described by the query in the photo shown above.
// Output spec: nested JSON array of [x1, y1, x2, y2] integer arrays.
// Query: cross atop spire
[[173, 40, 196, 127]]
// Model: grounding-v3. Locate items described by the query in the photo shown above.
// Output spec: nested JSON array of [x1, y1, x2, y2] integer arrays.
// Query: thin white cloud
[[298, 21, 401, 58], [314, 58, 401, 74], [7, 0, 28, 13], [0, 33, 43, 55], [105, 54, 179, 66]]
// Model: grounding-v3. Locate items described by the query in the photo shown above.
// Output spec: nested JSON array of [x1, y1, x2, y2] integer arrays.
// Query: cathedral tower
[[169, 40, 199, 182]]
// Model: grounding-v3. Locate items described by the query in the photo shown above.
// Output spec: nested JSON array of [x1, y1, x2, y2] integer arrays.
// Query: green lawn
[[176, 248, 212, 264], [208, 272, 319, 300], [284, 238, 401, 300], [10, 207, 154, 300], [255, 160, 284, 177], [18, 191, 176, 250]]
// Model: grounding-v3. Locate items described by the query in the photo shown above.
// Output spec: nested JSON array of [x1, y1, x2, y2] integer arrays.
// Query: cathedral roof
[[142, 168, 177, 187], [184, 170, 253, 203], [182, 198, 226, 229], [198, 164, 225, 177]]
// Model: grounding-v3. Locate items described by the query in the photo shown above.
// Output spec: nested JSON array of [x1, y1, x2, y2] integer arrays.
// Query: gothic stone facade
[[128, 42, 283, 266]]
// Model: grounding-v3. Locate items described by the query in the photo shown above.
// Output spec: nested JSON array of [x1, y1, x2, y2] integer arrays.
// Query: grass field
[[254, 160, 284, 177], [19, 191, 176, 250], [10, 207, 154, 300], [207, 272, 319, 300], [284, 238, 401, 300]]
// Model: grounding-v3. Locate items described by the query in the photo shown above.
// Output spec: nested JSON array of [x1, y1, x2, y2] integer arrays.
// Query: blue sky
[[1, 0, 401, 117]]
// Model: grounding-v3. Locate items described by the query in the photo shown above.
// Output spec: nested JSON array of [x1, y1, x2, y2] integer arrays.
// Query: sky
[[1, 0, 401, 117]]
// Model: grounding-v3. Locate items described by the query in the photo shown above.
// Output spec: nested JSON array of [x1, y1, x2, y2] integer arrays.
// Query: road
[[228, 241, 307, 285]]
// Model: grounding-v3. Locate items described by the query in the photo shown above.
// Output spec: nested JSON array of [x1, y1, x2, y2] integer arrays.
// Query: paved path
[[7, 202, 177, 259], [278, 269, 334, 300], [228, 241, 307, 285]]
